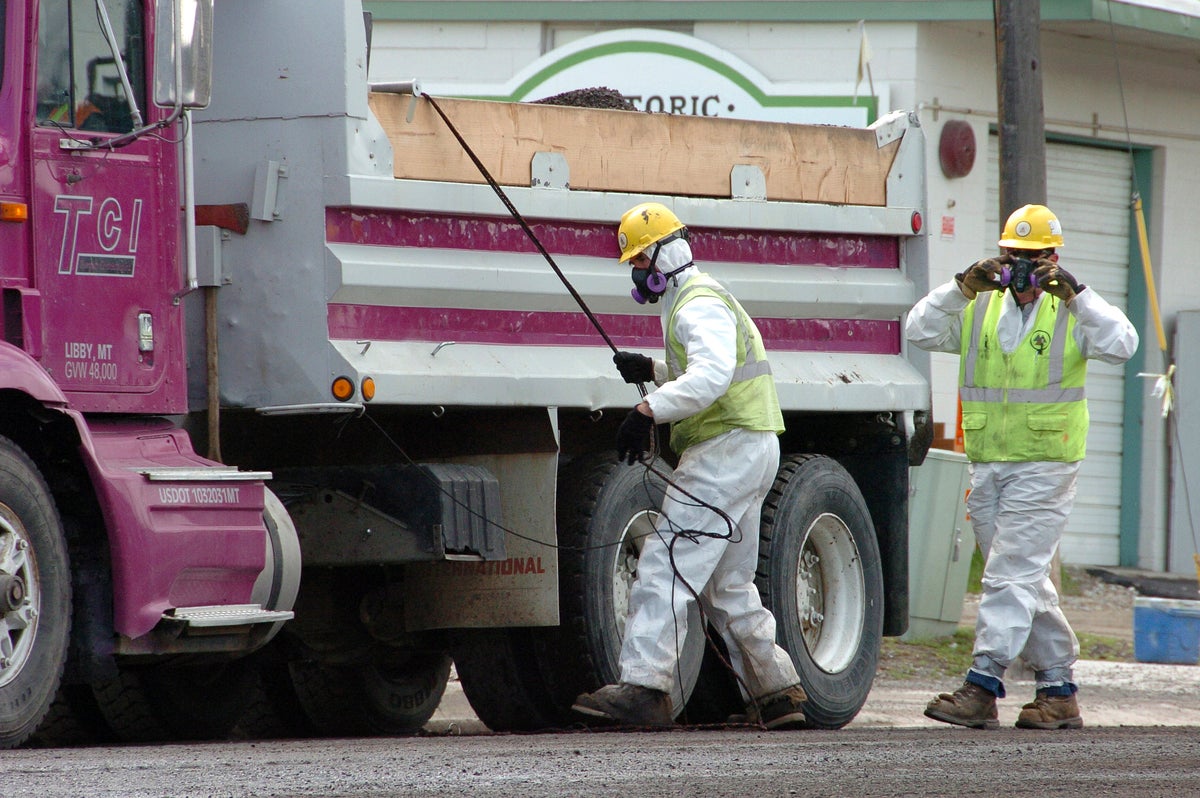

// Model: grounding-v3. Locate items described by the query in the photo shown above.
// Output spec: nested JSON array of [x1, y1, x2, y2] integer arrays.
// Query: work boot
[[572, 683, 674, 728], [924, 682, 999, 729], [752, 685, 809, 730], [1015, 692, 1084, 729]]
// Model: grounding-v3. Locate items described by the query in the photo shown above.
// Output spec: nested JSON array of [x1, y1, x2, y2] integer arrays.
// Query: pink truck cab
[[0, 0, 298, 747]]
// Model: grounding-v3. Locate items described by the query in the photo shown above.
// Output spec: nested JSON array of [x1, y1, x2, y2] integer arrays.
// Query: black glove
[[616, 409, 655, 465], [1033, 260, 1085, 302], [613, 351, 655, 384], [954, 258, 1003, 299]]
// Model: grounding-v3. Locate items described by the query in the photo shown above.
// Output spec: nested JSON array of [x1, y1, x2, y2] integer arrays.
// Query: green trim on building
[[1095, 0, 1200, 39], [455, 40, 877, 120], [365, 0, 1200, 42], [1120, 147, 1153, 567]]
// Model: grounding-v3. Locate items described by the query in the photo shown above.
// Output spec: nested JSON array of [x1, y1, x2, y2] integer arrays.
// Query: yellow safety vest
[[665, 275, 785, 454], [959, 291, 1089, 462]]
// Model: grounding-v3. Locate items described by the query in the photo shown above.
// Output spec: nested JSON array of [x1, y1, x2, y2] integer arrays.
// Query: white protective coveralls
[[906, 279, 1138, 694], [618, 238, 802, 700]]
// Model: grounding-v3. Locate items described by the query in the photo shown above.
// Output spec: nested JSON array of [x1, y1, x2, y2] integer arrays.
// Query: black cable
[[419, 91, 760, 518], [357, 409, 767, 725], [421, 93, 621, 356], [415, 91, 777, 725], [353, 409, 764, 723]]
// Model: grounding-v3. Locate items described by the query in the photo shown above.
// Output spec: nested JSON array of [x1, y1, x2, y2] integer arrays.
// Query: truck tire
[[680, 629, 745, 724], [758, 454, 884, 729], [88, 661, 257, 742], [24, 688, 104, 747], [450, 628, 562, 732], [234, 642, 316, 740], [289, 651, 451, 736], [0, 437, 72, 749], [546, 453, 706, 718]]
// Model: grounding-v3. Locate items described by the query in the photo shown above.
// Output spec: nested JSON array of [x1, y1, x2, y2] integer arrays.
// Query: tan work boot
[[1016, 692, 1084, 729], [924, 682, 999, 729], [756, 685, 809, 730], [728, 685, 809, 730], [572, 683, 674, 728]]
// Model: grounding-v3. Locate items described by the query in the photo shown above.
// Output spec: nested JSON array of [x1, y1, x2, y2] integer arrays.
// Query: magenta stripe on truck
[[327, 305, 899, 354], [326, 208, 900, 268]]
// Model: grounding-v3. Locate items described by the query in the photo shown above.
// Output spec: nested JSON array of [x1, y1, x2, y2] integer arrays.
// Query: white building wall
[[370, 22, 543, 83]]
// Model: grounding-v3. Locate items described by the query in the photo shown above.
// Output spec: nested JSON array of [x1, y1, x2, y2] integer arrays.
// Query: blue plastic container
[[1133, 597, 1200, 665]]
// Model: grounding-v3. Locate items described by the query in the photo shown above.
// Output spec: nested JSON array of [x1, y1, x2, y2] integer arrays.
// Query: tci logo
[[54, 194, 142, 277]]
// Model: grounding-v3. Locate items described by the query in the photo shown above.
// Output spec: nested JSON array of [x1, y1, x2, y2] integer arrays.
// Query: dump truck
[[0, 0, 930, 746]]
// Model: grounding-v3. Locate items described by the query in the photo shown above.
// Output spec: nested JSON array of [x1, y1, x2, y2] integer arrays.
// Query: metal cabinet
[[905, 448, 975, 640]]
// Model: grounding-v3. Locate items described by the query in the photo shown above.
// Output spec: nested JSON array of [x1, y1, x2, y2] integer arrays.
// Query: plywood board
[[370, 94, 898, 206]]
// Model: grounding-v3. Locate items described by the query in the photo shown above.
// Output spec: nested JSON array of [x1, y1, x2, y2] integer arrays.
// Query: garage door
[[986, 137, 1133, 566]]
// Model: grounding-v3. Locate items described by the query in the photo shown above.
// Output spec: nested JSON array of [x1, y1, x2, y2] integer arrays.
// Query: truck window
[[35, 0, 145, 134]]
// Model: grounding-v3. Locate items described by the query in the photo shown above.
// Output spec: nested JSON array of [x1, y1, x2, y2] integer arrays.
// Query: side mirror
[[153, 0, 213, 109]]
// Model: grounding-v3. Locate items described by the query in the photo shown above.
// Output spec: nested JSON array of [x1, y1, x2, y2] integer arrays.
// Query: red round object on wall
[[939, 120, 976, 178]]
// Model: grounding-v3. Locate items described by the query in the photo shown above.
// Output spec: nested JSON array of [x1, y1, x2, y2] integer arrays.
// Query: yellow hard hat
[[998, 204, 1064, 249], [617, 202, 685, 263]]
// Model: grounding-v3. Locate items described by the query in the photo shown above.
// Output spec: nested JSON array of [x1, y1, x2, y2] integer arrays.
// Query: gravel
[[531, 86, 639, 111]]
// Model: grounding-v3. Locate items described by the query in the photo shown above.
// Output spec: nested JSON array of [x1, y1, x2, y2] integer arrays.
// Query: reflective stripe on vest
[[959, 291, 1089, 462], [665, 275, 784, 454]]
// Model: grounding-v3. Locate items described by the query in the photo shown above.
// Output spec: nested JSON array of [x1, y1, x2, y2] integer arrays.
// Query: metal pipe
[[95, 0, 144, 127], [205, 285, 221, 462], [369, 79, 422, 96], [917, 99, 1200, 143], [184, 111, 197, 291]]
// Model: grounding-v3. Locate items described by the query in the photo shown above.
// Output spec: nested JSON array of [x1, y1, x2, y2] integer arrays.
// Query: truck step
[[165, 604, 294, 628], [139, 467, 273, 482]]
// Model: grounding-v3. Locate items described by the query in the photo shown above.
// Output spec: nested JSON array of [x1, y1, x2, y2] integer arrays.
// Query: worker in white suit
[[572, 202, 806, 729], [906, 204, 1138, 729]]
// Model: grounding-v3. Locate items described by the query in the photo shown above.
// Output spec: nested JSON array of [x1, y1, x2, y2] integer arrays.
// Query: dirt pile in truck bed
[[532, 87, 638, 111]]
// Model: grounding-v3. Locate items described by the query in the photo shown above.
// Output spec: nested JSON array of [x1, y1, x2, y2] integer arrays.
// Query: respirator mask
[[999, 249, 1054, 293], [1001, 256, 1039, 293], [631, 267, 669, 304], [630, 236, 693, 304]]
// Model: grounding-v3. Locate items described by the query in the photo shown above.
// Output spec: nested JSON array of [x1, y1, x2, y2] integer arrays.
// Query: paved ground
[[425, 566, 1200, 734]]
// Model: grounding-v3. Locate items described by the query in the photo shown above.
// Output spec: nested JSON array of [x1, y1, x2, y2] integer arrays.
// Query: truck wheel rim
[[612, 510, 657, 639], [795, 512, 865, 674], [0, 508, 39, 688]]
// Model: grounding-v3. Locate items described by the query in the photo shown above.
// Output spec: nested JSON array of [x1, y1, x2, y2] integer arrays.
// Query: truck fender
[[0, 340, 69, 406]]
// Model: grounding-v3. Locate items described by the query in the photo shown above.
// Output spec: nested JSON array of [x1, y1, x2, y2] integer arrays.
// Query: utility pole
[[994, 0, 1047, 225], [993, 0, 1062, 618]]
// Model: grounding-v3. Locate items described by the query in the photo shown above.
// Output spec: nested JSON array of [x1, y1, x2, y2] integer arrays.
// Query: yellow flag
[[854, 20, 874, 102]]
